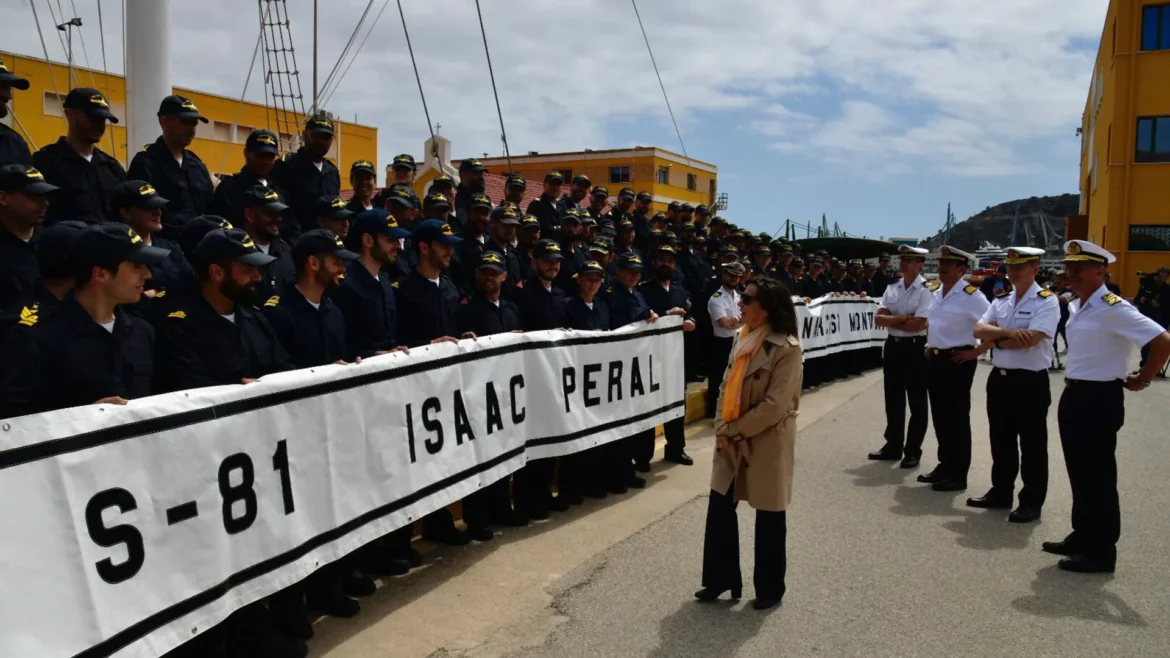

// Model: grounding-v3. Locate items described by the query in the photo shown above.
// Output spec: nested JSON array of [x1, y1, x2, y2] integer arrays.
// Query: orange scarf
[[721, 325, 770, 423]]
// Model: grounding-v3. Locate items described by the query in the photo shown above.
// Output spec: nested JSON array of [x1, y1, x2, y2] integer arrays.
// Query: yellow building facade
[[415, 146, 718, 214], [0, 51, 377, 186], [1079, 1, 1170, 295]]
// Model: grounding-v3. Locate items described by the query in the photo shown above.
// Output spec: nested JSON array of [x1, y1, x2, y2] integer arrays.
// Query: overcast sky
[[0, 0, 1106, 239]]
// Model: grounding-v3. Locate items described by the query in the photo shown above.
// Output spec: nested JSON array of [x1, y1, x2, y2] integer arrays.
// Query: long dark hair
[[750, 277, 799, 337]]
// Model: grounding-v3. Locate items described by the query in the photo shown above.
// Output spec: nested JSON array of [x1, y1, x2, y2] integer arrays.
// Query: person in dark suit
[[269, 113, 340, 240], [0, 58, 32, 166], [606, 252, 659, 489], [127, 95, 214, 240], [210, 129, 288, 227]]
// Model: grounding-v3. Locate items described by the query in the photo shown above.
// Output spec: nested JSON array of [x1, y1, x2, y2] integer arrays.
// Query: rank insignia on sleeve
[[1102, 292, 1122, 306], [167, 310, 187, 319], [18, 305, 38, 327], [264, 295, 281, 307]]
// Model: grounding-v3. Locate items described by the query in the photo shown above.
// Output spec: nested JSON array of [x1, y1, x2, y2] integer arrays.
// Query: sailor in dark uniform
[[605, 252, 657, 490], [526, 170, 564, 237], [127, 95, 214, 240], [0, 58, 32, 166], [269, 113, 340, 241], [210, 129, 287, 227]]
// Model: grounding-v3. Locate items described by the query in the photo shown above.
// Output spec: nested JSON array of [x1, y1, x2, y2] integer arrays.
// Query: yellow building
[[0, 51, 377, 186], [1079, 1, 1170, 295]]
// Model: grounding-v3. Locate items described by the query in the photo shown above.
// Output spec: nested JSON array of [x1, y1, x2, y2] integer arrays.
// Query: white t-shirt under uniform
[[707, 286, 740, 338], [877, 275, 933, 338], [926, 281, 990, 349], [1065, 284, 1165, 382], [980, 281, 1060, 371]]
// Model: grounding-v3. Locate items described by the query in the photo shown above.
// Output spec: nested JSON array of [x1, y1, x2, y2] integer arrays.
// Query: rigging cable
[[630, 0, 690, 169], [96, 0, 116, 155], [395, 0, 441, 167], [68, 0, 99, 89], [28, 0, 66, 128], [219, 2, 272, 173], [316, 0, 376, 108], [318, 0, 390, 109], [10, 110, 38, 151], [46, 0, 69, 76], [473, 0, 512, 172]]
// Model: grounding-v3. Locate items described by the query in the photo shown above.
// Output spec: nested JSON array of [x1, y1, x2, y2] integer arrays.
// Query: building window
[[209, 121, 233, 142], [1141, 4, 1170, 51], [559, 168, 572, 183], [709, 179, 717, 204], [609, 166, 630, 183], [687, 173, 697, 191], [236, 125, 256, 144], [1129, 225, 1170, 251], [656, 167, 668, 184], [1135, 116, 1170, 163], [44, 91, 66, 117]]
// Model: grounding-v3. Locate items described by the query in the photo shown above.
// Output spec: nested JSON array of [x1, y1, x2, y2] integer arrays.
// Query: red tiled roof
[[482, 172, 612, 214]]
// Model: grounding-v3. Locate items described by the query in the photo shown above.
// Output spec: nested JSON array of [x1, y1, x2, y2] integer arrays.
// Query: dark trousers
[[706, 336, 734, 417], [986, 368, 1050, 507], [882, 337, 928, 458], [926, 348, 977, 480], [633, 428, 658, 466], [684, 330, 702, 379], [701, 481, 787, 600], [515, 459, 556, 515], [663, 417, 686, 458], [1057, 380, 1123, 561], [463, 475, 514, 529]]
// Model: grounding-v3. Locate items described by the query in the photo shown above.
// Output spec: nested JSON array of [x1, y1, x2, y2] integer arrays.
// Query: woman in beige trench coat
[[696, 277, 802, 610]]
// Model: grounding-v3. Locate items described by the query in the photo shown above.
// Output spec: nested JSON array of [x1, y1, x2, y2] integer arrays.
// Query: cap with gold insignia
[[245, 129, 280, 154], [157, 95, 208, 123], [490, 204, 520, 224], [469, 193, 493, 210], [519, 214, 540, 229], [111, 179, 169, 210], [635, 190, 653, 203], [412, 218, 463, 245], [74, 222, 170, 268], [847, 258, 862, 268], [544, 170, 565, 184], [506, 173, 527, 189], [350, 159, 377, 176], [619, 187, 635, 200], [243, 185, 289, 213], [655, 243, 678, 256], [195, 228, 277, 267], [460, 158, 486, 173], [0, 58, 30, 90], [351, 209, 410, 240], [533, 239, 565, 261], [63, 88, 119, 122], [392, 153, 417, 170], [179, 215, 232, 258], [314, 196, 355, 221], [615, 252, 644, 270], [591, 185, 609, 198], [293, 228, 359, 264], [36, 220, 86, 279], [431, 174, 456, 189], [722, 261, 746, 276], [1003, 246, 1044, 264], [588, 238, 612, 255], [581, 260, 606, 277], [0, 164, 58, 195], [305, 113, 335, 135], [476, 251, 506, 273], [572, 173, 591, 186], [560, 208, 582, 224], [898, 244, 929, 261], [937, 245, 974, 262], [1062, 239, 1115, 264], [385, 184, 417, 209], [423, 192, 451, 209]]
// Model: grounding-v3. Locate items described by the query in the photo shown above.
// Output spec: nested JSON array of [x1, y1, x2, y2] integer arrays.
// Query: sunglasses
[[740, 293, 756, 305]]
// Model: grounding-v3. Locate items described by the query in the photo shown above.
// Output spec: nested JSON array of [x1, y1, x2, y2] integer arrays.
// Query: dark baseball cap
[[460, 158, 486, 173], [245, 129, 280, 154], [667, 201, 681, 212], [157, 95, 208, 123], [293, 229, 358, 264], [655, 244, 678, 256], [581, 260, 605, 278], [385, 185, 417, 209], [36, 220, 86, 279], [544, 170, 565, 184], [681, 203, 694, 213], [709, 216, 727, 226], [179, 215, 233, 259], [614, 252, 644, 270], [490, 204, 520, 224], [351, 209, 410, 240], [195, 228, 277, 268], [696, 204, 710, 215], [519, 214, 540, 229], [0, 164, 58, 195], [350, 159, 377, 176], [619, 187, 635, 200], [423, 193, 451, 209], [756, 246, 773, 257], [571, 174, 591, 186], [63, 88, 119, 122], [110, 180, 169, 210], [506, 174, 526, 189], [477, 250, 506, 273], [588, 238, 611, 255], [591, 185, 609, 198], [533, 239, 564, 261], [618, 218, 634, 229], [651, 212, 668, 224], [635, 191, 652, 202], [392, 153, 417, 170], [315, 196, 356, 220], [560, 209, 581, 224], [431, 174, 456, 187], [680, 222, 697, 233], [412, 218, 463, 245], [580, 215, 597, 227], [74, 222, 170, 267], [0, 58, 30, 90], [242, 185, 289, 213], [469, 193, 493, 210], [305, 113, 335, 134], [792, 258, 806, 267]]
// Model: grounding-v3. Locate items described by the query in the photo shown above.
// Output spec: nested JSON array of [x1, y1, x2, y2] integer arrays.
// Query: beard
[[221, 280, 260, 307], [654, 266, 673, 282]]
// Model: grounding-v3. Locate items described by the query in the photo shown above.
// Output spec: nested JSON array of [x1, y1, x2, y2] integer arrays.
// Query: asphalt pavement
[[504, 363, 1170, 658]]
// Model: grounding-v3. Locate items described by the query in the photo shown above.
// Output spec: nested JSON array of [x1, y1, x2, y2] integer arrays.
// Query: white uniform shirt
[[877, 275, 933, 337], [708, 286, 741, 338], [980, 281, 1060, 371], [1066, 284, 1165, 381], [927, 280, 990, 349]]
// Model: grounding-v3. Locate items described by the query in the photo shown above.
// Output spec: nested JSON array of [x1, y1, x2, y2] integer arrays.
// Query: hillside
[[921, 193, 1080, 251]]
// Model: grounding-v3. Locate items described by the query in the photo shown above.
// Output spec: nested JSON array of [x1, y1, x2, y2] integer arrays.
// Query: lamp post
[[56, 17, 83, 88]]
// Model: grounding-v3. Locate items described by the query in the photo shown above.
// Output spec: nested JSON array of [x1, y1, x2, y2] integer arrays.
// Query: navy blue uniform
[[0, 123, 32, 167], [608, 283, 652, 328], [270, 149, 341, 240], [0, 296, 155, 418], [127, 138, 214, 239], [210, 168, 293, 227], [565, 296, 611, 331], [554, 241, 588, 296], [33, 139, 126, 225], [482, 238, 524, 300], [394, 270, 462, 348], [331, 261, 400, 360], [263, 286, 347, 367], [0, 227, 40, 314], [450, 233, 488, 300], [457, 294, 523, 338], [526, 195, 561, 237], [518, 276, 567, 331], [144, 236, 194, 293], [256, 238, 295, 303], [638, 279, 691, 462]]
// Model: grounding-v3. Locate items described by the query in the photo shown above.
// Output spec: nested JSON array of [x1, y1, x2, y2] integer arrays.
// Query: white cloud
[[0, 0, 1103, 178]]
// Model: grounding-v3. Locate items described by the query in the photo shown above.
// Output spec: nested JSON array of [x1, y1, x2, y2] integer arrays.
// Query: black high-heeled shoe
[[694, 586, 742, 602]]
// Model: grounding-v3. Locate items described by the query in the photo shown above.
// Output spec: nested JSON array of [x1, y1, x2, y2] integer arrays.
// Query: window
[[235, 125, 256, 144], [686, 173, 697, 191], [1135, 116, 1170, 163], [609, 166, 630, 183], [1141, 4, 1170, 51], [559, 168, 573, 183], [209, 121, 232, 142], [708, 180, 717, 204], [656, 167, 669, 184], [1129, 225, 1170, 251]]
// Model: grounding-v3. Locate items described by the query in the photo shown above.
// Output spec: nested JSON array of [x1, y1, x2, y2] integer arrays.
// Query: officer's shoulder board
[[391, 280, 399, 289], [712, 290, 722, 298], [167, 310, 187, 320], [605, 287, 613, 294], [926, 280, 941, 291], [264, 295, 281, 308], [17, 304, 39, 327], [153, 289, 167, 299], [1038, 289, 1054, 298], [1102, 292, 1122, 306], [139, 143, 150, 153], [963, 285, 978, 295]]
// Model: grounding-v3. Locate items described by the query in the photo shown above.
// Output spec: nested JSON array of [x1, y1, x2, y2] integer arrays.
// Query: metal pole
[[66, 27, 74, 88], [125, 0, 172, 157], [312, 0, 318, 114]]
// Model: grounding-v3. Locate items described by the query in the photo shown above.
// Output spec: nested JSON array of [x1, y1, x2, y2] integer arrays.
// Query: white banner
[[795, 296, 886, 358], [0, 319, 685, 658]]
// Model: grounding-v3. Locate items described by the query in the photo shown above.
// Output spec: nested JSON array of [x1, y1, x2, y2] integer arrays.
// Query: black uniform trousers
[[926, 347, 977, 481], [1057, 379, 1123, 562], [881, 336, 929, 458], [701, 480, 787, 601], [986, 368, 1050, 508], [706, 336, 734, 417]]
